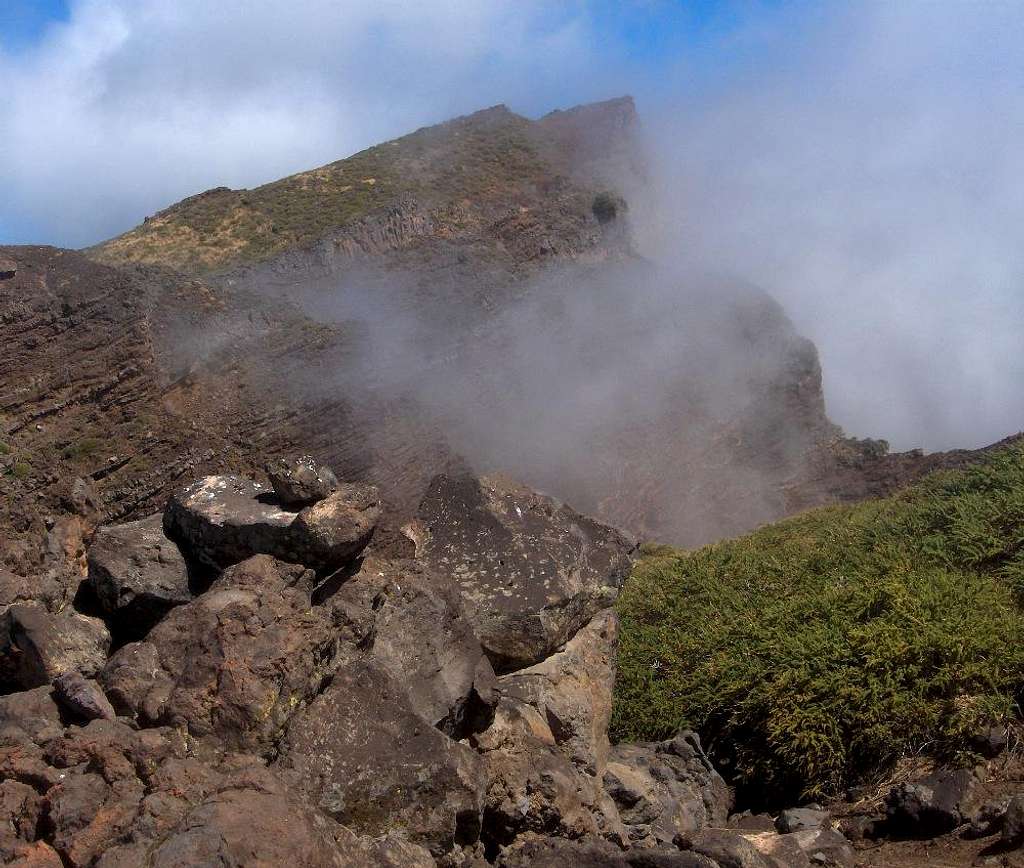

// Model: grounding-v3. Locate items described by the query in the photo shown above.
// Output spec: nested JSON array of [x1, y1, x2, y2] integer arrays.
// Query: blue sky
[[2, 0, 741, 56], [0, 0, 69, 51]]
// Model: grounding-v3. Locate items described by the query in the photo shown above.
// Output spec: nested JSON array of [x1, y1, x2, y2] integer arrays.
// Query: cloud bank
[[633, 3, 1024, 450], [1, 0, 1021, 452]]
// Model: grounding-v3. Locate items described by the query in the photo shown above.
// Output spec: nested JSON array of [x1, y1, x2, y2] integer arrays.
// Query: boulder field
[[0, 458, 858, 866]]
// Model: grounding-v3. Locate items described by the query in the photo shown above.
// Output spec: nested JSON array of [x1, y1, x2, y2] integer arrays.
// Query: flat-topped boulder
[[86, 513, 192, 640], [164, 474, 380, 571], [409, 473, 636, 671]]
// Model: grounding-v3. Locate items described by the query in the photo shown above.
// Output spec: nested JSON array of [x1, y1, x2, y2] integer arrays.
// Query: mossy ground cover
[[612, 441, 1024, 806]]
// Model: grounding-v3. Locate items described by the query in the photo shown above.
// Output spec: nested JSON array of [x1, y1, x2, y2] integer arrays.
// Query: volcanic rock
[[496, 834, 718, 867], [329, 556, 496, 736], [884, 767, 978, 838], [164, 474, 379, 571], [289, 485, 382, 566], [498, 608, 617, 774], [53, 672, 116, 721], [411, 473, 636, 671], [1003, 795, 1024, 846], [0, 686, 64, 744], [98, 555, 336, 753], [602, 730, 731, 847], [471, 697, 626, 850], [268, 455, 340, 507], [687, 829, 777, 868], [163, 475, 290, 566], [775, 807, 829, 833], [86, 513, 192, 639], [276, 655, 484, 856], [0, 604, 110, 690]]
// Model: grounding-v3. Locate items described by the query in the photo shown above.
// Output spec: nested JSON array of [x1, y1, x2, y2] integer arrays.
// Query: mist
[[631, 3, 1024, 451]]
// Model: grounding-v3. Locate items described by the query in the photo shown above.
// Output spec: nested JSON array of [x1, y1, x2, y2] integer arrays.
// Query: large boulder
[[289, 485, 383, 567], [409, 473, 636, 671], [164, 475, 380, 571], [0, 604, 110, 690], [98, 556, 337, 754], [884, 767, 978, 838], [276, 656, 485, 856], [329, 555, 496, 736], [498, 609, 617, 775], [86, 514, 192, 639], [602, 731, 732, 848]]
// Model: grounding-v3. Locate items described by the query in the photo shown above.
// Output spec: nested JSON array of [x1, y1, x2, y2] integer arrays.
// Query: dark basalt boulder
[[329, 556, 497, 737], [164, 475, 380, 571], [409, 473, 636, 671], [53, 672, 115, 722], [86, 514, 192, 640], [276, 656, 485, 856], [268, 456, 340, 507], [98, 556, 337, 754], [0, 604, 110, 690], [884, 767, 978, 838]]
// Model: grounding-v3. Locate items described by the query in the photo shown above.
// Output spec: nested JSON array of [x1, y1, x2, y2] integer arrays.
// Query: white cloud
[[634, 2, 1024, 450], [0, 0, 602, 246]]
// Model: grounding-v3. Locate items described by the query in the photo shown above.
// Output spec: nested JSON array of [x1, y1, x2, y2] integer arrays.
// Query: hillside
[[90, 98, 638, 274]]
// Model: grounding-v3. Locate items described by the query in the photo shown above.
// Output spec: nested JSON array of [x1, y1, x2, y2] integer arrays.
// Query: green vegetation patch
[[62, 437, 103, 462], [612, 441, 1024, 805]]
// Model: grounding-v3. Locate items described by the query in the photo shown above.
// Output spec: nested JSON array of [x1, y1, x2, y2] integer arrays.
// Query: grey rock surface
[[410, 472, 635, 671]]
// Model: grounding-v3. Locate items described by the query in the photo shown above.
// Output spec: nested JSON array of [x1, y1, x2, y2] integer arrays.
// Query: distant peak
[[540, 95, 637, 126]]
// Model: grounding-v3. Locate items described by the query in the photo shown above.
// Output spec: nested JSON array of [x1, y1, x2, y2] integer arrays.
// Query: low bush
[[612, 441, 1024, 805]]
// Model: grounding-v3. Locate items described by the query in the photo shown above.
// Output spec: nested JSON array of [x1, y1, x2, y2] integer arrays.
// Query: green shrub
[[612, 441, 1024, 805], [62, 437, 103, 462], [592, 191, 623, 224], [11, 462, 30, 479], [0, 442, 10, 456]]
